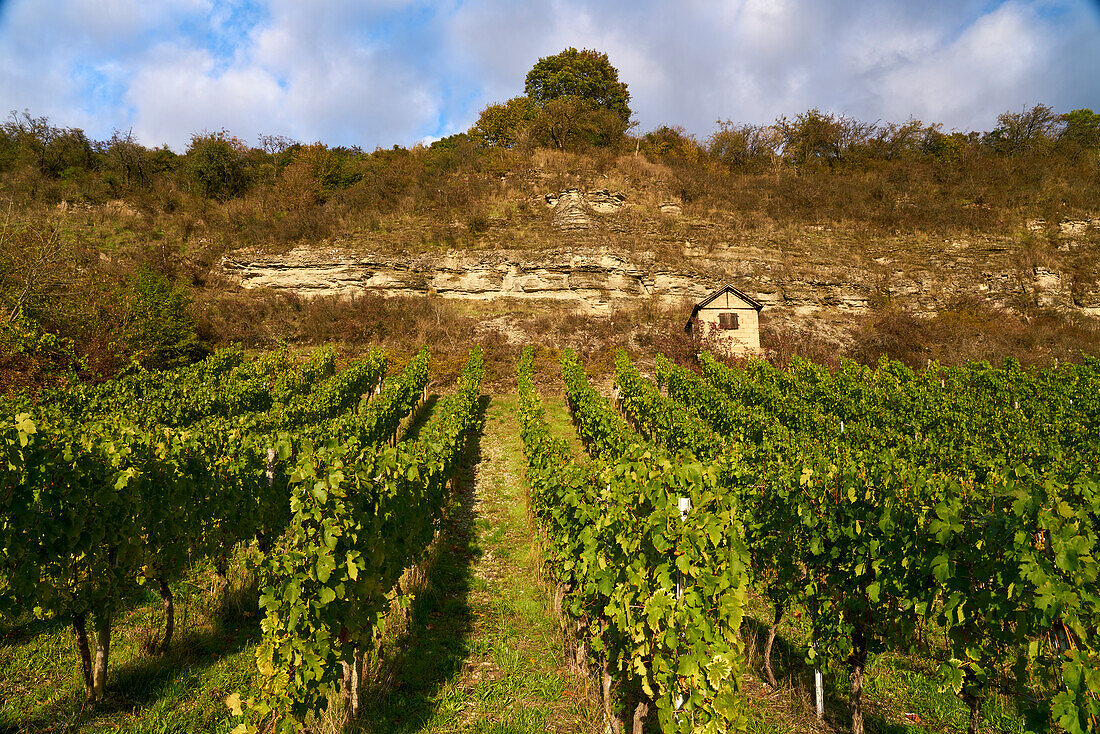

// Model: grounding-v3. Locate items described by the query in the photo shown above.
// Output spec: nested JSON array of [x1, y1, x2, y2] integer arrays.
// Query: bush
[[185, 130, 250, 200], [123, 268, 207, 368]]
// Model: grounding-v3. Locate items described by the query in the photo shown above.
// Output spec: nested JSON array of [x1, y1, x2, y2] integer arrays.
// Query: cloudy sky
[[1, 0, 1098, 151]]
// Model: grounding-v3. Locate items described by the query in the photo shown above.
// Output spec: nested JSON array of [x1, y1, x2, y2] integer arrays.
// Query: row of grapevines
[[60, 345, 387, 433], [328, 345, 430, 447], [614, 350, 725, 461], [560, 349, 647, 458], [0, 406, 278, 702], [522, 348, 751, 731], [238, 347, 484, 732], [0, 347, 395, 706], [56, 346, 277, 427], [699, 352, 1100, 477]]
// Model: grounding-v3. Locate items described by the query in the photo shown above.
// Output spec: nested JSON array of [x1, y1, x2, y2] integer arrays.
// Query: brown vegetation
[[1, 104, 1098, 391], [758, 299, 1100, 371]]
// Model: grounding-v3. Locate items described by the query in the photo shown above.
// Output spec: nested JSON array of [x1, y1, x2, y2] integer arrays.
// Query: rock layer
[[219, 244, 1100, 317]]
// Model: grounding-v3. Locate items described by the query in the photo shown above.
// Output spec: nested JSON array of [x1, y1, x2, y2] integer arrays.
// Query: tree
[[708, 121, 781, 169], [775, 109, 874, 168], [524, 47, 631, 122], [102, 130, 156, 191], [641, 126, 700, 159], [471, 96, 538, 148], [122, 267, 205, 368], [1060, 108, 1100, 152], [984, 104, 1062, 155], [0, 209, 72, 325], [529, 97, 630, 151], [184, 130, 250, 200]]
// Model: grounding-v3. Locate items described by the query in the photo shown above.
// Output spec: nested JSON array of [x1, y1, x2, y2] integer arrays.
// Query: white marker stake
[[811, 600, 824, 721], [675, 497, 691, 597], [815, 666, 825, 720], [675, 496, 691, 715]]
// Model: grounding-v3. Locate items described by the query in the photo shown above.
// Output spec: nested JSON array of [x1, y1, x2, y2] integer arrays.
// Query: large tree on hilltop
[[524, 47, 631, 122]]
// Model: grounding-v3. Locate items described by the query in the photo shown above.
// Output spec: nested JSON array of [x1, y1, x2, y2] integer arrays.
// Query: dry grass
[[193, 291, 701, 388], [4, 129, 1100, 394]]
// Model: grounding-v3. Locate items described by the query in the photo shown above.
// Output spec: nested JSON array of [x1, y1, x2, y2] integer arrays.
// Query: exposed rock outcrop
[[545, 187, 626, 230], [223, 248, 694, 310], [219, 242, 1100, 318], [586, 188, 627, 213]]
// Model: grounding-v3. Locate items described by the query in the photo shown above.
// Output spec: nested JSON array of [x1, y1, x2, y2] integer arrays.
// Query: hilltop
[[2, 100, 1099, 390]]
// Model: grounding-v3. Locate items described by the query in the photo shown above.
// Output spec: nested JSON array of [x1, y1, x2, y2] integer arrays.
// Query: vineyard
[[520, 348, 1100, 734], [2, 345, 1100, 733]]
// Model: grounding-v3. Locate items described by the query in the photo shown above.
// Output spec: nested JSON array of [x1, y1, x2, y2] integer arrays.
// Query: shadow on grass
[[400, 394, 439, 443], [9, 581, 261, 734], [0, 577, 190, 645], [741, 613, 933, 734], [355, 395, 489, 734], [741, 613, 853, 731], [0, 611, 70, 644]]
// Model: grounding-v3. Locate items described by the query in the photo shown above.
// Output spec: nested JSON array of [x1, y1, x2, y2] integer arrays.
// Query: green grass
[[358, 394, 599, 733], [0, 553, 264, 733], [540, 394, 587, 463]]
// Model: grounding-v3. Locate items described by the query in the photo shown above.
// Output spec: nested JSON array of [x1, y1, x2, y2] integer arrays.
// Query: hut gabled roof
[[685, 284, 763, 332]]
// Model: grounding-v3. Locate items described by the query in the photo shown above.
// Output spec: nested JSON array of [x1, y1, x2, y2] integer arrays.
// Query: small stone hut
[[684, 284, 763, 355]]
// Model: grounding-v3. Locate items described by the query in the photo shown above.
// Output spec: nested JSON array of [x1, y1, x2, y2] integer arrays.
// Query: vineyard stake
[[814, 666, 825, 721], [811, 596, 824, 721], [675, 496, 691, 716]]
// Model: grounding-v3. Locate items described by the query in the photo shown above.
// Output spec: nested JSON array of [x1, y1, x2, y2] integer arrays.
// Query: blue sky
[[1, 0, 1097, 151]]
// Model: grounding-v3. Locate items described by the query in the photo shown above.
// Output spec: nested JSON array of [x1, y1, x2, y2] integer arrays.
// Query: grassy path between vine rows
[[358, 394, 601, 733]]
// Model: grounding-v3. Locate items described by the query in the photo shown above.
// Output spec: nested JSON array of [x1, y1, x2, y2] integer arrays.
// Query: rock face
[[222, 248, 706, 311], [545, 188, 625, 230], [219, 242, 1100, 317]]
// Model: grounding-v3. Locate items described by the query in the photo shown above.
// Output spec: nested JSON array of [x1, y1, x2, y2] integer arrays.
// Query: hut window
[[719, 312, 739, 330]]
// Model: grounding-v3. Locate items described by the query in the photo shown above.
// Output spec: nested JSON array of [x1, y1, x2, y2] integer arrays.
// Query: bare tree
[[103, 129, 150, 189], [0, 204, 73, 324]]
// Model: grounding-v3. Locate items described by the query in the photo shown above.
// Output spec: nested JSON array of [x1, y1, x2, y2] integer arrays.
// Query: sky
[[0, 0, 1098, 152]]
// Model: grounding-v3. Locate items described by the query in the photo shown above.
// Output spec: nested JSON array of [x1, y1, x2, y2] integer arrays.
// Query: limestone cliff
[[218, 184, 1099, 319], [219, 233, 1100, 318]]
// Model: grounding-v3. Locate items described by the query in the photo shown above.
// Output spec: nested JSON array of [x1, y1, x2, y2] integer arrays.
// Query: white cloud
[[875, 1, 1059, 130], [0, 0, 1096, 150], [126, 43, 285, 147]]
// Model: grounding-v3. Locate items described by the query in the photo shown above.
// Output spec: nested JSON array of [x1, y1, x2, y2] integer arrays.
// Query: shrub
[[122, 267, 207, 368], [185, 130, 250, 200]]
